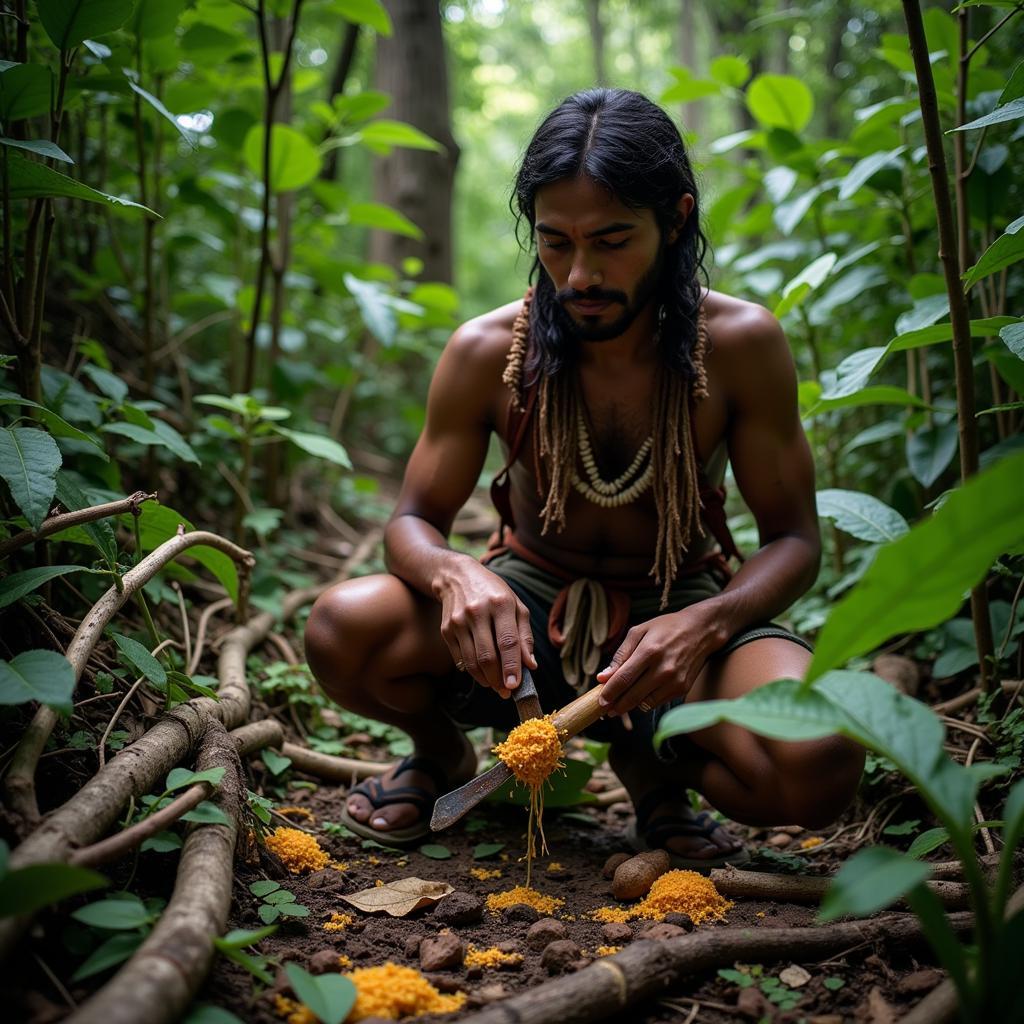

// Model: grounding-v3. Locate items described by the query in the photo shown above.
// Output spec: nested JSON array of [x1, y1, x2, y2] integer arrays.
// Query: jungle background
[[1, 1, 1023, 1023]]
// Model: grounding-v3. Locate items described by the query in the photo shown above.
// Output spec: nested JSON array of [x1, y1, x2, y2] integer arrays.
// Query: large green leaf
[[127, 78, 195, 145], [0, 565, 91, 609], [71, 932, 144, 982], [745, 74, 813, 132], [774, 253, 837, 318], [132, 0, 190, 39], [71, 895, 153, 931], [806, 385, 927, 416], [0, 63, 54, 121], [100, 421, 199, 464], [54, 472, 118, 566], [357, 119, 442, 153], [906, 420, 959, 488], [1001, 322, 1024, 359], [36, 0, 135, 48], [3, 150, 154, 215], [0, 426, 62, 531], [818, 846, 931, 920], [950, 97, 1024, 133], [807, 450, 1024, 682], [0, 137, 73, 163], [331, 0, 392, 35], [243, 124, 322, 192], [0, 388, 106, 451], [0, 857, 107, 916], [838, 147, 907, 201], [343, 273, 397, 346], [815, 489, 909, 543], [284, 964, 357, 1024], [347, 202, 423, 239], [110, 632, 167, 686], [0, 649, 76, 711], [962, 215, 1024, 289], [273, 427, 351, 469]]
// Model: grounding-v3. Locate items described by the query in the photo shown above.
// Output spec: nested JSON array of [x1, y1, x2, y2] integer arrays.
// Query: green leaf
[[2, 149, 154, 215], [807, 385, 927, 416], [718, 968, 755, 987], [774, 253, 837, 318], [493, 756, 597, 808], [165, 767, 226, 793], [127, 78, 195, 145], [0, 650, 76, 711], [180, 801, 230, 826], [0, 137, 73, 162], [331, 0, 392, 35], [838, 147, 907, 201], [216, 925, 277, 948], [347, 201, 423, 239], [708, 55, 750, 88], [261, 748, 292, 776], [819, 846, 931, 920], [110, 633, 167, 686], [807, 450, 1024, 682], [277, 902, 310, 917], [100, 421, 200, 464], [418, 844, 453, 860], [51, 475, 117, 566], [0, 565, 90, 610], [1001, 322, 1024, 359], [950, 97, 1024, 133], [883, 819, 921, 836], [71, 895, 152, 930], [249, 880, 281, 898], [183, 1006, 247, 1024], [263, 889, 297, 905], [285, 963, 357, 1024], [745, 74, 814, 132], [140, 831, 182, 853], [71, 931, 144, 982], [343, 273, 397, 346], [273, 428, 352, 469], [0, 426, 62, 531], [906, 827, 951, 860], [36, 0, 134, 48], [994, 778, 1024, 920], [906, 420, 959, 488], [816, 490, 909, 543], [258, 904, 280, 924], [0, 861, 107, 916], [243, 124, 322, 192], [472, 842, 505, 860], [358, 119, 442, 153], [0, 63, 53, 121], [823, 977, 845, 991], [963, 215, 1024, 289]]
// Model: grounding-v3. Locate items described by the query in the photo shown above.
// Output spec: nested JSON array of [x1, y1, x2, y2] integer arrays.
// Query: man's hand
[[595, 605, 728, 715], [434, 558, 537, 699]]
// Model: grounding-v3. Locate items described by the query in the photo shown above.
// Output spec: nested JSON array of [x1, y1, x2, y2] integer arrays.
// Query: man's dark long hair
[[511, 87, 712, 380]]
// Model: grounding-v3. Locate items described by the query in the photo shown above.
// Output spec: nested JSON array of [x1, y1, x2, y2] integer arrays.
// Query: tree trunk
[[586, 0, 607, 86], [370, 0, 459, 283], [677, 0, 705, 140]]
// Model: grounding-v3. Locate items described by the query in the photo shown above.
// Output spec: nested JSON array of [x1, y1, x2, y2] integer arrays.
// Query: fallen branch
[[66, 720, 244, 1024], [459, 911, 972, 1024], [281, 742, 389, 783], [0, 490, 156, 560], [187, 597, 233, 676], [709, 866, 972, 911]]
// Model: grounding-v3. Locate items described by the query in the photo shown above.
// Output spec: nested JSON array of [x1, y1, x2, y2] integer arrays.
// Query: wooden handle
[[551, 686, 606, 741]]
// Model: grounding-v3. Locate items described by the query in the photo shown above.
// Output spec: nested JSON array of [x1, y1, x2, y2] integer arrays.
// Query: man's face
[[533, 176, 681, 343]]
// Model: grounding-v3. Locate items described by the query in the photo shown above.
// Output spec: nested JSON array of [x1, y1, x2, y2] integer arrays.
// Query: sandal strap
[[644, 811, 722, 845], [347, 755, 453, 813], [392, 754, 451, 794]]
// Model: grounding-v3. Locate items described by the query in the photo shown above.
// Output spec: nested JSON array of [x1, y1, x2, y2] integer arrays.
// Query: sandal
[[625, 786, 750, 871], [339, 754, 452, 848]]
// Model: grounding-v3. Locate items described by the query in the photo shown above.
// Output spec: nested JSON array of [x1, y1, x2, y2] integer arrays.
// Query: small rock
[[526, 918, 568, 949], [466, 965, 483, 981], [496, 940, 520, 955], [600, 922, 632, 945], [777, 825, 805, 836], [896, 968, 944, 994], [540, 939, 581, 974], [403, 934, 423, 958], [637, 923, 686, 941], [872, 653, 920, 695], [662, 913, 694, 931], [779, 964, 811, 988], [424, 973, 464, 994], [477, 983, 507, 1004], [736, 986, 772, 1020], [304, 869, 341, 889], [608, 801, 633, 816], [432, 891, 484, 926], [320, 708, 344, 728], [768, 832, 793, 848], [307, 949, 341, 975], [502, 903, 539, 923], [419, 931, 464, 971], [602, 852, 631, 879]]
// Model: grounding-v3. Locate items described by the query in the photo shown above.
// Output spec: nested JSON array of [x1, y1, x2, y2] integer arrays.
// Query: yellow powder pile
[[591, 870, 733, 926], [273, 995, 316, 1024], [470, 867, 502, 881], [346, 963, 466, 1019], [546, 861, 564, 872], [465, 945, 524, 969], [485, 885, 564, 916], [493, 717, 565, 885], [265, 827, 330, 873], [323, 912, 354, 933], [329, 860, 350, 872], [337, 954, 353, 969], [276, 806, 315, 822], [595, 945, 622, 956], [800, 836, 824, 849]]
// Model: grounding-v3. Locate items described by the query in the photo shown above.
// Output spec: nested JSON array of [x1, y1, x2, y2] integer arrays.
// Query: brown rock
[[432, 891, 483, 926], [477, 983, 508, 1004], [637, 923, 686, 940], [307, 949, 341, 975], [419, 931, 464, 972], [403, 934, 423, 958], [526, 918, 568, 949], [872, 653, 920, 696], [540, 939, 582, 974], [496, 940, 520, 955], [305, 869, 342, 889], [602, 852, 631, 879], [896, 968, 944, 994], [424, 973, 464, 994], [600, 922, 632, 945], [502, 903, 539, 923], [768, 832, 793, 848], [736, 986, 771, 1019], [662, 912, 694, 931]]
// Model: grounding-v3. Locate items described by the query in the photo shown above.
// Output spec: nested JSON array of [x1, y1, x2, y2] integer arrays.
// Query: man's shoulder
[[703, 288, 787, 358], [447, 297, 524, 366]]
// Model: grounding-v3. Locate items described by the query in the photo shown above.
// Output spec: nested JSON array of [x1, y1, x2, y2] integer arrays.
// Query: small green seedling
[[248, 880, 310, 924]]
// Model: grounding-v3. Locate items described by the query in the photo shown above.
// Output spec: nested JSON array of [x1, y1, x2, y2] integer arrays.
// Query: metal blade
[[430, 760, 515, 831], [512, 667, 543, 723]]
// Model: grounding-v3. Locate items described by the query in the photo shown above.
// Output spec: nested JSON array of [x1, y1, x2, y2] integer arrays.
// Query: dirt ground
[[198, 752, 954, 1024]]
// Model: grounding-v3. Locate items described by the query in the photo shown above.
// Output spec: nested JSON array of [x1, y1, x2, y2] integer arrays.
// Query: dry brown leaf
[[779, 964, 811, 988], [866, 986, 898, 1024], [340, 877, 454, 917]]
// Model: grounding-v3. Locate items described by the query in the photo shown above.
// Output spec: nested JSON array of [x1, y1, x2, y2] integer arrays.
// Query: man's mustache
[[556, 287, 628, 306]]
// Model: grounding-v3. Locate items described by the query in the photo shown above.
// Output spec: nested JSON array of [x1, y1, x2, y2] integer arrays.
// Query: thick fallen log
[[66, 721, 244, 1024], [459, 912, 971, 1024]]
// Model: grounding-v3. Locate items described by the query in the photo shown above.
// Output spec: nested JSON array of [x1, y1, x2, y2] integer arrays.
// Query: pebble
[[501, 903, 539, 923], [425, 973, 465, 994], [496, 940, 520, 955], [662, 913, 694, 931], [600, 922, 632, 945], [526, 918, 568, 949], [602, 852, 631, 879], [419, 931, 464, 971], [896, 968, 944, 994], [477, 983, 508, 1004], [768, 833, 793, 848], [432, 891, 484, 926], [403, 934, 423, 958], [306, 949, 341, 975], [540, 939, 582, 974]]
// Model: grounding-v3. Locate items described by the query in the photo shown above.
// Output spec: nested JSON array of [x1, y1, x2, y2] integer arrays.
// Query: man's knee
[[774, 734, 865, 830]]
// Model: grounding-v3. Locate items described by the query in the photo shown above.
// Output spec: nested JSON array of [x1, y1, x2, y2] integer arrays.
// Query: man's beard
[[552, 250, 665, 343]]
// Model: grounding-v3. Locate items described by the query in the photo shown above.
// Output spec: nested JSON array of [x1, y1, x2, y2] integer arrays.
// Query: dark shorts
[[438, 549, 813, 760]]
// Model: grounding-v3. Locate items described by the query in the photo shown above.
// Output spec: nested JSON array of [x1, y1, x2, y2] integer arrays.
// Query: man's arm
[[384, 315, 536, 696]]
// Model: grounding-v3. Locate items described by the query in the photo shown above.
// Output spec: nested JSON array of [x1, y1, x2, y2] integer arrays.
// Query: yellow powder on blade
[[323, 912, 354, 932], [493, 716, 564, 886], [465, 945, 524, 969], [265, 827, 329, 873], [344, 962, 466, 1020], [485, 885, 564, 916], [590, 869, 733, 926]]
